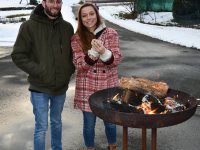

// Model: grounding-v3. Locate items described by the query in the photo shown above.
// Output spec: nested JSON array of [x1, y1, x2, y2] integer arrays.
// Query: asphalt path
[[0, 21, 199, 150]]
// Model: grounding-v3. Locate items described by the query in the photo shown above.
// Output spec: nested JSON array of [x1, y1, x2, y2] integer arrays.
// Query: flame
[[109, 92, 185, 114], [149, 109, 157, 114], [138, 101, 158, 114], [172, 94, 178, 99], [112, 93, 120, 102]]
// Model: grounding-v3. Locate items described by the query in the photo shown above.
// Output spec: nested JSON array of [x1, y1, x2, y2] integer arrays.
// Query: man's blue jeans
[[30, 92, 66, 150], [83, 111, 116, 148]]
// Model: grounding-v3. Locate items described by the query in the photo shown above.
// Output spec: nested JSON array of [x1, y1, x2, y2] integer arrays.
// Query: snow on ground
[[0, 0, 200, 50], [100, 5, 200, 49], [0, 0, 31, 8]]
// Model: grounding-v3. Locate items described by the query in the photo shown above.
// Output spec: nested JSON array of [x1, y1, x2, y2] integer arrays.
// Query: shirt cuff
[[100, 49, 112, 62]]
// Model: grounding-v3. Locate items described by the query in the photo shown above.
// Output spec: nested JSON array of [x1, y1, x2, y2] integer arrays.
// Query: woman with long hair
[[71, 3, 122, 150]]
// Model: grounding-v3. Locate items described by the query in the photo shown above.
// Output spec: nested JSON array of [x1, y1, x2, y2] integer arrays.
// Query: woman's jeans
[[83, 111, 116, 148], [30, 91, 66, 150]]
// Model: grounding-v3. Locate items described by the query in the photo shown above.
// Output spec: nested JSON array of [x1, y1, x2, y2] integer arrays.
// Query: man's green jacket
[[11, 4, 75, 95]]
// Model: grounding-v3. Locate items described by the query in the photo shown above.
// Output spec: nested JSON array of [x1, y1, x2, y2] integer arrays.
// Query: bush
[[6, 14, 30, 18], [114, 11, 138, 20], [173, 0, 195, 15], [78, 0, 84, 4], [123, 11, 138, 19], [173, 0, 200, 23], [30, 0, 38, 5]]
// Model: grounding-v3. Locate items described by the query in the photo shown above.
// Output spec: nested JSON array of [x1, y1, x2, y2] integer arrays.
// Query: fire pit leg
[[151, 128, 157, 150], [142, 128, 147, 150], [123, 126, 128, 150]]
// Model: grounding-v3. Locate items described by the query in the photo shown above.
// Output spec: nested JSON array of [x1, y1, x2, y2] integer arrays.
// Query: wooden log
[[119, 76, 169, 98]]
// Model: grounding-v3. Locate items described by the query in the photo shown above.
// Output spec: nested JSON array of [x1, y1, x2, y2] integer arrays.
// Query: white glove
[[88, 47, 100, 57], [100, 49, 112, 62]]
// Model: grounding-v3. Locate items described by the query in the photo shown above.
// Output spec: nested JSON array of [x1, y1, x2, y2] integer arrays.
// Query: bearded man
[[11, 0, 75, 149]]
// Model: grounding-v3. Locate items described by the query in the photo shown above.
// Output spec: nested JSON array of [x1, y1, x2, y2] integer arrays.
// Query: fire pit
[[89, 87, 197, 150]]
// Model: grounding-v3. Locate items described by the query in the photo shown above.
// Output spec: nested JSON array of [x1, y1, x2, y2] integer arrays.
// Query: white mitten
[[88, 47, 100, 57], [100, 49, 112, 62]]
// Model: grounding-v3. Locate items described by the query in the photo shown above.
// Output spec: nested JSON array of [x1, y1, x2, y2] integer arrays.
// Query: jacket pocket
[[29, 64, 55, 87]]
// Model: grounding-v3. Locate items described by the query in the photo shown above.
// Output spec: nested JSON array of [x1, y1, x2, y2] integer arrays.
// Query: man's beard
[[44, 8, 61, 18]]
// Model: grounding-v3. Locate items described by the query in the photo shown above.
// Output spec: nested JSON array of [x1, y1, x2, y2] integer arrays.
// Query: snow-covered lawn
[[0, 0, 200, 50]]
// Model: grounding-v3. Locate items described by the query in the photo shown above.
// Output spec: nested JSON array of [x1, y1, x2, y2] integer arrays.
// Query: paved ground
[[0, 21, 200, 150]]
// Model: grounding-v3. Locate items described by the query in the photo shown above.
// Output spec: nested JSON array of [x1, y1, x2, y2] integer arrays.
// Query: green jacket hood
[[30, 4, 63, 25]]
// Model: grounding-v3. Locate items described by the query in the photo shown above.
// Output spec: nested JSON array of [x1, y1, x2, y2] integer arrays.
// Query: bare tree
[[121, 0, 135, 15], [19, 0, 29, 4], [118, 0, 138, 19]]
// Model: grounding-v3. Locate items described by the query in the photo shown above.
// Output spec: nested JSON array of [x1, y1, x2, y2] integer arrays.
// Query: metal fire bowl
[[89, 87, 197, 128]]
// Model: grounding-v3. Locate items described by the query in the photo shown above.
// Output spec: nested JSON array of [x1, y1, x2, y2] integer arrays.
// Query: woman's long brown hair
[[76, 3, 102, 53]]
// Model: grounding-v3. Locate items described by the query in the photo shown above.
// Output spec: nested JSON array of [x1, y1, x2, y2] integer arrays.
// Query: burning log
[[119, 76, 169, 98], [105, 90, 188, 115]]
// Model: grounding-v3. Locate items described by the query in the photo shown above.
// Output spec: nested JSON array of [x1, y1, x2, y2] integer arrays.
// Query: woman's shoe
[[108, 145, 117, 150]]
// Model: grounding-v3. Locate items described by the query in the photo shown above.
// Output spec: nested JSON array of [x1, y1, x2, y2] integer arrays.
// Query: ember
[[105, 89, 188, 114]]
